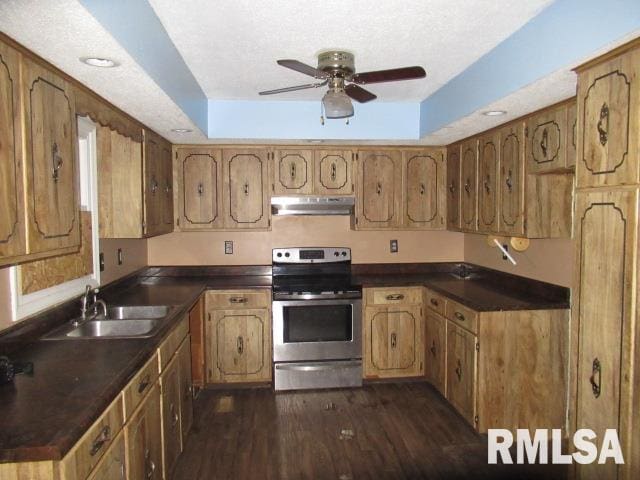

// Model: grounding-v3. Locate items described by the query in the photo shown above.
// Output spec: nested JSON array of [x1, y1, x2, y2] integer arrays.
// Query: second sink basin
[[104, 305, 173, 320], [66, 319, 161, 338]]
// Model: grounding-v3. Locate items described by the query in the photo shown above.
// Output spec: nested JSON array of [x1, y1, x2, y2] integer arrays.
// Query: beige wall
[[100, 238, 148, 285], [464, 234, 574, 287], [0, 268, 12, 332], [147, 216, 465, 265]]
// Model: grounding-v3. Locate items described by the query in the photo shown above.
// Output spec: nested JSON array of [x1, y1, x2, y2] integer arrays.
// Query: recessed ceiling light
[[171, 128, 193, 133], [482, 110, 507, 116], [307, 139, 324, 143], [80, 57, 118, 68]]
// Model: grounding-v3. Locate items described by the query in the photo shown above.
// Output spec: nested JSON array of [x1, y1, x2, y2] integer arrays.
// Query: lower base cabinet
[[424, 310, 447, 396], [177, 337, 194, 443], [160, 356, 182, 477], [446, 323, 478, 426], [88, 432, 126, 480], [125, 383, 163, 480]]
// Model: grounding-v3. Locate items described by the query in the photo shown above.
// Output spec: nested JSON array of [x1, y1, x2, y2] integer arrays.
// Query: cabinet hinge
[[524, 127, 529, 137], [474, 415, 479, 424], [175, 151, 178, 159], [476, 342, 480, 352]]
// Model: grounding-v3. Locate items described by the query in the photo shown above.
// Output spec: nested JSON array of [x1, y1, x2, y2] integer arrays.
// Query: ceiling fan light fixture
[[322, 90, 354, 119]]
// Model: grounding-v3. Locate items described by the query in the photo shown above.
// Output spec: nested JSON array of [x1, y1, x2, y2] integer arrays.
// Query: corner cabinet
[[205, 289, 272, 383]]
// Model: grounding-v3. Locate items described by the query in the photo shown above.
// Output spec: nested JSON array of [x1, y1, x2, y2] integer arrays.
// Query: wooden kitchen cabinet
[[424, 310, 447, 396], [205, 289, 272, 384], [87, 431, 126, 480], [566, 101, 577, 168], [160, 140, 174, 231], [160, 355, 182, 478], [446, 322, 477, 426], [355, 149, 402, 229], [125, 382, 163, 480], [498, 122, 525, 236], [459, 139, 478, 232], [446, 144, 462, 231], [22, 54, 81, 256], [526, 100, 576, 173], [363, 287, 424, 379], [402, 148, 446, 229], [143, 130, 173, 237], [177, 337, 194, 443], [175, 147, 223, 230], [272, 148, 314, 195], [222, 148, 271, 230], [314, 149, 354, 195], [477, 132, 500, 233]]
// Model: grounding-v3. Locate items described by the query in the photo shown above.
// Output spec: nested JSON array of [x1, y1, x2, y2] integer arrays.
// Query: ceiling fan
[[259, 51, 426, 120]]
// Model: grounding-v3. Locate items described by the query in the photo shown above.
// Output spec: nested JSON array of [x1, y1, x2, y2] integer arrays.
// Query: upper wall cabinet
[[477, 132, 500, 233], [499, 123, 525, 236], [576, 46, 640, 189], [354, 149, 402, 229], [175, 147, 223, 230], [402, 148, 445, 229], [143, 130, 173, 237], [526, 99, 576, 174], [223, 147, 271, 230], [460, 139, 478, 233], [22, 55, 81, 255], [272, 148, 314, 195], [314, 149, 354, 195], [446, 144, 461, 231], [0, 40, 26, 266]]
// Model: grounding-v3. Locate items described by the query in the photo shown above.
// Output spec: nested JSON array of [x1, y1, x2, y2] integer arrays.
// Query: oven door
[[272, 298, 362, 363]]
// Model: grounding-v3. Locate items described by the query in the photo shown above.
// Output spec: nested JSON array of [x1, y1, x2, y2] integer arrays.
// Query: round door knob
[[276, 252, 282, 257], [341, 251, 347, 256], [284, 252, 290, 258]]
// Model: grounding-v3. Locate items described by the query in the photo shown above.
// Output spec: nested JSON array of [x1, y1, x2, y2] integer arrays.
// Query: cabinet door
[[576, 48, 640, 188], [125, 383, 162, 480], [143, 132, 162, 236], [477, 133, 499, 233], [160, 356, 182, 478], [460, 140, 478, 232], [222, 148, 270, 229], [207, 308, 271, 383], [22, 56, 80, 255], [526, 105, 567, 173], [88, 432, 126, 480], [355, 150, 402, 229], [573, 189, 637, 480], [446, 144, 461, 231], [566, 101, 577, 168], [499, 123, 525, 236], [314, 149, 354, 195], [160, 140, 174, 231], [177, 337, 193, 442], [364, 306, 423, 378], [402, 149, 445, 229], [446, 323, 477, 426], [177, 148, 223, 230], [273, 149, 313, 195], [425, 311, 447, 396], [0, 41, 26, 265]]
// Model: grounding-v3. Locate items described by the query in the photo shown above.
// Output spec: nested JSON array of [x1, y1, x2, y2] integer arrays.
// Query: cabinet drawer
[[367, 287, 422, 305], [424, 288, 446, 315], [59, 395, 124, 480], [123, 352, 159, 420], [158, 315, 189, 371], [445, 300, 478, 334], [206, 290, 270, 309]]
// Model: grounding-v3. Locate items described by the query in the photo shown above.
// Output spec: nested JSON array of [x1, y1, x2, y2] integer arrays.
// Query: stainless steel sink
[[104, 305, 173, 320], [65, 319, 161, 338]]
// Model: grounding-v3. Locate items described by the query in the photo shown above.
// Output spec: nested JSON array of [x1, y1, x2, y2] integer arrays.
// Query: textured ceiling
[[148, 0, 554, 102]]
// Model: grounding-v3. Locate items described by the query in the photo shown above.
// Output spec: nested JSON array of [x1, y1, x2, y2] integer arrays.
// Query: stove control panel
[[272, 247, 351, 263]]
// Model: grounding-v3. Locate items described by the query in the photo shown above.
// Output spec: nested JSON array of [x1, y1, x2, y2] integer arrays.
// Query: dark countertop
[[0, 263, 568, 463]]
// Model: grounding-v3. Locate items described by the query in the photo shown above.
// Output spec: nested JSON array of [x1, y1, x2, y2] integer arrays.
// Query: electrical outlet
[[390, 239, 398, 253], [117, 248, 124, 265], [224, 241, 233, 255]]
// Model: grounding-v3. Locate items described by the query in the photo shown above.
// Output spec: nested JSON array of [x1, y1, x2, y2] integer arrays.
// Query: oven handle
[[275, 361, 362, 372]]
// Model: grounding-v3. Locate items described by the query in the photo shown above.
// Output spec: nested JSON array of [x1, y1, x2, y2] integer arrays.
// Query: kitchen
[[0, 1, 639, 479]]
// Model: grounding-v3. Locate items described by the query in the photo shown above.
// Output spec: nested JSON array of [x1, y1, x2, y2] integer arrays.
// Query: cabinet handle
[[597, 103, 609, 146], [376, 182, 382, 195], [390, 332, 397, 348], [464, 179, 471, 195], [185, 384, 192, 399], [430, 341, 436, 357], [145, 448, 156, 479], [448, 182, 456, 195], [540, 127, 548, 157], [151, 177, 158, 195], [197, 183, 204, 196], [331, 162, 337, 181], [243, 182, 249, 196], [229, 296, 248, 304], [290, 162, 296, 179], [505, 170, 513, 193], [137, 374, 151, 394], [589, 357, 601, 398], [420, 183, 426, 195], [170, 403, 179, 428], [385, 294, 405, 301], [483, 175, 491, 194], [455, 359, 462, 381], [51, 142, 63, 183], [454, 311, 466, 322], [430, 298, 439, 307], [237, 336, 244, 355], [165, 181, 172, 194], [89, 425, 111, 456]]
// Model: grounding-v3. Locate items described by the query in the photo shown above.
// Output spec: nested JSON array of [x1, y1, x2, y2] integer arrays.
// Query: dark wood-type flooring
[[173, 382, 566, 480]]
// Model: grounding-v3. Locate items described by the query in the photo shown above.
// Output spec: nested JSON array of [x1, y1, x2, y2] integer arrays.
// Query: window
[[10, 116, 101, 321]]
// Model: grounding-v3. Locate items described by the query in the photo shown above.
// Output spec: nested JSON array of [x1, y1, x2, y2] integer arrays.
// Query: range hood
[[271, 196, 355, 216]]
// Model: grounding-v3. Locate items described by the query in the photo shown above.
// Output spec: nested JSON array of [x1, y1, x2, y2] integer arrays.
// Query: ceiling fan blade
[[277, 59, 329, 79], [344, 84, 377, 103], [259, 80, 328, 96], [351, 66, 426, 85]]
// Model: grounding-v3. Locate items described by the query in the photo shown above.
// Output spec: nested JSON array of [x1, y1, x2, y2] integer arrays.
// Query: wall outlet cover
[[390, 239, 398, 253], [224, 241, 233, 255]]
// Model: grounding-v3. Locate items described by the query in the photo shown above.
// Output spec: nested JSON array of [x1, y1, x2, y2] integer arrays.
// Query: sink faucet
[[78, 284, 108, 324]]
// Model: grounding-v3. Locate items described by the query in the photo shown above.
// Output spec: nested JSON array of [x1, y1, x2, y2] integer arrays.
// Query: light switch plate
[[390, 239, 398, 253], [224, 241, 233, 255]]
